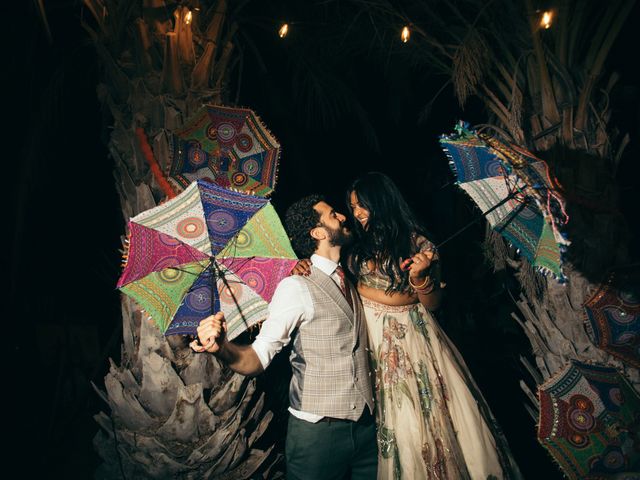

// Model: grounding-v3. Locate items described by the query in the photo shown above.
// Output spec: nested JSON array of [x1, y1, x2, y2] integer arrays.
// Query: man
[[191, 194, 377, 480]]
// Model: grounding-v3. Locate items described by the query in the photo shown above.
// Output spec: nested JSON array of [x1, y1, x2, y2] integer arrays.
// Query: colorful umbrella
[[440, 122, 570, 281], [583, 270, 640, 369], [537, 360, 640, 478], [169, 105, 280, 196], [116, 179, 297, 340]]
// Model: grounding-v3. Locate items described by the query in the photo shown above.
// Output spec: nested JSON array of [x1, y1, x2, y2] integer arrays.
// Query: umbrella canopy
[[169, 105, 280, 196], [440, 122, 570, 281], [583, 271, 640, 369], [537, 360, 640, 478], [117, 179, 297, 340]]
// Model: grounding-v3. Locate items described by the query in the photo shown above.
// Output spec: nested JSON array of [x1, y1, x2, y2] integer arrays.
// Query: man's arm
[[191, 277, 309, 376], [215, 342, 264, 376], [191, 313, 264, 376]]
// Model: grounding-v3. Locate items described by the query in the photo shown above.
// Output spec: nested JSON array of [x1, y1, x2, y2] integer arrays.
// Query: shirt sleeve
[[251, 276, 312, 369]]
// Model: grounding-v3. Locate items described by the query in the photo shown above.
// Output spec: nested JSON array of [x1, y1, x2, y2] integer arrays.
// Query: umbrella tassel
[[120, 231, 133, 268], [547, 192, 570, 247]]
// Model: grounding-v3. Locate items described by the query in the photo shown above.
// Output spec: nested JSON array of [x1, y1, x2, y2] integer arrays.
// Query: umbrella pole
[[209, 259, 216, 317], [190, 260, 216, 347], [214, 261, 250, 329], [436, 191, 520, 249]]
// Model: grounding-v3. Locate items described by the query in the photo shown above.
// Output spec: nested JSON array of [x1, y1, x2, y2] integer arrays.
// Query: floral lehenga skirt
[[362, 298, 517, 480]]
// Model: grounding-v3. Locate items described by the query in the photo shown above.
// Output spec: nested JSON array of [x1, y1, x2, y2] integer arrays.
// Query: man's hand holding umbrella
[[191, 311, 265, 376], [191, 312, 226, 353]]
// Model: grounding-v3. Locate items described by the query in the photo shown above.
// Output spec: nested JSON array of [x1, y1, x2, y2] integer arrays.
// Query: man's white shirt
[[251, 254, 345, 423]]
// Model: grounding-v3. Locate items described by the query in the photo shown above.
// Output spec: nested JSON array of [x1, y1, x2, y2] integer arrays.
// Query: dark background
[[9, 1, 639, 478]]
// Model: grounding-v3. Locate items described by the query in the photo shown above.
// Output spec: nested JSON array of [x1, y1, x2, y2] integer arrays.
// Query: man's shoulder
[[277, 274, 304, 287], [274, 273, 311, 295], [273, 268, 327, 297], [269, 273, 313, 313]]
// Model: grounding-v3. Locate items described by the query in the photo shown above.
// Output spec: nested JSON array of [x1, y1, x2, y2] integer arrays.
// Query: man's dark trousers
[[285, 409, 377, 480]]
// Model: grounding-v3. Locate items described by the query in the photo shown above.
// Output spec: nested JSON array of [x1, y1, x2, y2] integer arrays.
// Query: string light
[[184, 10, 192, 25], [540, 11, 553, 29], [278, 23, 289, 38], [401, 25, 410, 43]]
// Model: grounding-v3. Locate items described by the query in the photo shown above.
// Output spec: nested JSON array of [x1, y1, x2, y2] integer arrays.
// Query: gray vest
[[289, 266, 374, 420]]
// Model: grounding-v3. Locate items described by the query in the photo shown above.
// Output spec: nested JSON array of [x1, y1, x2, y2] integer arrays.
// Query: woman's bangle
[[409, 275, 432, 290], [414, 282, 436, 295]]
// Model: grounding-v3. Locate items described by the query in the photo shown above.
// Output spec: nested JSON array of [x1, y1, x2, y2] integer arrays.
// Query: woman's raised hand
[[291, 259, 312, 276], [407, 251, 434, 281]]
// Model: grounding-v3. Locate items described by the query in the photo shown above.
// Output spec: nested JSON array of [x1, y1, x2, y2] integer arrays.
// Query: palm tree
[[79, 0, 284, 477]]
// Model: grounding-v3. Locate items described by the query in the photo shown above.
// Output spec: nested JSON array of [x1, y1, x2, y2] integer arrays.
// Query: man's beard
[[326, 224, 352, 247]]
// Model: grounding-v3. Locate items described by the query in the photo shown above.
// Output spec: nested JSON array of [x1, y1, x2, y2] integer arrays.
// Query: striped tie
[[335, 266, 353, 309]]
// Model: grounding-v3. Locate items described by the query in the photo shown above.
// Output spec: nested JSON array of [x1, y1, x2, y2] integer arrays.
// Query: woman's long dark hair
[[347, 172, 428, 292]]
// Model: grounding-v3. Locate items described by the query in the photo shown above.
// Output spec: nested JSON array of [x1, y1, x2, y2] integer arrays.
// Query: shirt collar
[[310, 253, 340, 276]]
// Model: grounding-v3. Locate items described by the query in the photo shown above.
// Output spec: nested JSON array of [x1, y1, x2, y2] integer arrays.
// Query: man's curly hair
[[284, 194, 325, 258]]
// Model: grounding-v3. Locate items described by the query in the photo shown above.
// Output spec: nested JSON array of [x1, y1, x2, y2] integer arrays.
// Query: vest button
[[350, 404, 356, 409]]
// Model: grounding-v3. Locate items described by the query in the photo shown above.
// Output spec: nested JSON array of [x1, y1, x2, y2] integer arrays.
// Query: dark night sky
[[9, 1, 639, 478]]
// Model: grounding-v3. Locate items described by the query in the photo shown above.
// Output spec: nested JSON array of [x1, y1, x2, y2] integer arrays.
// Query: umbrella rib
[[213, 255, 257, 282], [166, 264, 208, 276], [495, 198, 530, 233], [218, 233, 245, 259], [436, 190, 521, 249], [212, 260, 251, 329]]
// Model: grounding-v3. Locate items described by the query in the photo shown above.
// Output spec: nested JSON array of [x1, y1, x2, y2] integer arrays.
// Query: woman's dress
[[356, 239, 521, 480]]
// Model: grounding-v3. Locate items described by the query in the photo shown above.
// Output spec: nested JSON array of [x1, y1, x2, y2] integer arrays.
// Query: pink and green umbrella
[[117, 179, 297, 340]]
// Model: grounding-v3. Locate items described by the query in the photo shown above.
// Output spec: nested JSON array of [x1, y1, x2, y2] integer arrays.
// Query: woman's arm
[[414, 282, 442, 311], [406, 236, 444, 311]]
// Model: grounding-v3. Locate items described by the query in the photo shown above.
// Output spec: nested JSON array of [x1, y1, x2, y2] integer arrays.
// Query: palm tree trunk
[[83, 1, 281, 477]]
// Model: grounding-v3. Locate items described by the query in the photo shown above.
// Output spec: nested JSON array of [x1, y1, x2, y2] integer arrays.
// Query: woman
[[346, 172, 520, 479]]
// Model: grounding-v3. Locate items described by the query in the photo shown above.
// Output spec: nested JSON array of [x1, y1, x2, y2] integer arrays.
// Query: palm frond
[[452, 27, 490, 106]]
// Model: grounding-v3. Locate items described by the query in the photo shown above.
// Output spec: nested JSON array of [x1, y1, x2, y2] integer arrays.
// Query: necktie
[[334, 266, 353, 309]]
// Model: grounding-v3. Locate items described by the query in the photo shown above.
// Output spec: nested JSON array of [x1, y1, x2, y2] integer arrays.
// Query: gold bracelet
[[414, 281, 435, 295], [409, 275, 431, 290]]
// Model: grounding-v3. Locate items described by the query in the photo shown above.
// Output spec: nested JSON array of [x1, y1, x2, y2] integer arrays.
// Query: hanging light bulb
[[278, 23, 289, 38], [401, 25, 410, 43], [184, 9, 192, 25], [540, 11, 553, 29]]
